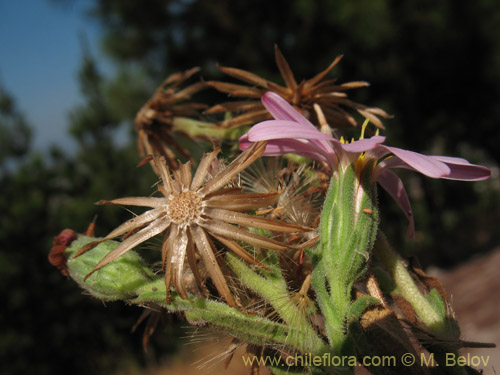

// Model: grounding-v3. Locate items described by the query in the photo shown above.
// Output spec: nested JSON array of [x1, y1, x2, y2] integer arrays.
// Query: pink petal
[[381, 146, 450, 178], [340, 135, 386, 153], [240, 119, 337, 166], [240, 135, 334, 165], [428, 155, 470, 165], [261, 92, 316, 129], [247, 120, 335, 142], [239, 133, 254, 151], [377, 169, 415, 238], [429, 156, 491, 181]]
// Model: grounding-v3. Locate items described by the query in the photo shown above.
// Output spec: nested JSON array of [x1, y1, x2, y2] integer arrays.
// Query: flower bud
[[65, 236, 156, 301]]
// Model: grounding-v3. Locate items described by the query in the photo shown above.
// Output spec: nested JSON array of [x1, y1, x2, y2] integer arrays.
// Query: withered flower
[[241, 158, 322, 228], [206, 45, 390, 129], [135, 67, 207, 168], [75, 142, 309, 307]]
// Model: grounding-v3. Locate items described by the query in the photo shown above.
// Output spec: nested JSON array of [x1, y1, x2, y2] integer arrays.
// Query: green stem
[[226, 253, 328, 356], [313, 164, 378, 356], [66, 236, 313, 352], [374, 233, 471, 375], [172, 117, 248, 140], [314, 266, 351, 357], [374, 233, 445, 333], [133, 282, 296, 348]]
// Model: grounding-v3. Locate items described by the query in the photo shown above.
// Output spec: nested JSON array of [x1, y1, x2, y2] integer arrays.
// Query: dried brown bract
[[75, 142, 310, 307], [48, 229, 77, 276], [206, 45, 391, 130], [135, 67, 207, 168]]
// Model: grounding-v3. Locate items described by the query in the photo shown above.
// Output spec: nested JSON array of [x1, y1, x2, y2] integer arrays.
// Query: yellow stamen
[[355, 153, 366, 174], [360, 118, 370, 140]]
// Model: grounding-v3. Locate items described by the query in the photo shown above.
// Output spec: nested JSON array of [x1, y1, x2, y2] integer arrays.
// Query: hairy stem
[[374, 233, 444, 333], [226, 252, 328, 356]]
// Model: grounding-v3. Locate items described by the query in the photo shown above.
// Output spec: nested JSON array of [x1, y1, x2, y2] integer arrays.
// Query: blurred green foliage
[[2, 0, 500, 373], [0, 86, 32, 173]]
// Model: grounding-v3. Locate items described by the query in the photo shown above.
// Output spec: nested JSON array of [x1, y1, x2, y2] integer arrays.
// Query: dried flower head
[[135, 67, 207, 168], [75, 142, 309, 307], [242, 158, 322, 228], [206, 45, 391, 129]]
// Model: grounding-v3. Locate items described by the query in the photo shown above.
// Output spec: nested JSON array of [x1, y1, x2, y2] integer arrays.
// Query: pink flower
[[240, 92, 490, 237]]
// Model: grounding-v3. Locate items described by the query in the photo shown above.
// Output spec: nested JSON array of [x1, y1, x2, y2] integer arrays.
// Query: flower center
[[167, 190, 203, 226]]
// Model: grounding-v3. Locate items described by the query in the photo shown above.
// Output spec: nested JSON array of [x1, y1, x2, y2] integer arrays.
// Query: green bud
[[65, 236, 156, 301]]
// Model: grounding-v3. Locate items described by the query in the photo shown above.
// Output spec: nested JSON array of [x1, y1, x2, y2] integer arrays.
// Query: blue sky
[[0, 0, 103, 151]]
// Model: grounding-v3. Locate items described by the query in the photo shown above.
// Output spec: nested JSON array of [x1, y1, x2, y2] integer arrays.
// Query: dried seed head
[[206, 45, 391, 130], [167, 190, 203, 226], [77, 142, 312, 307], [134, 67, 208, 169]]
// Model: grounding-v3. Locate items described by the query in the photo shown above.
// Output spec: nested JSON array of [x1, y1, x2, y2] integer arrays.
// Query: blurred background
[[1, 0, 499, 374]]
